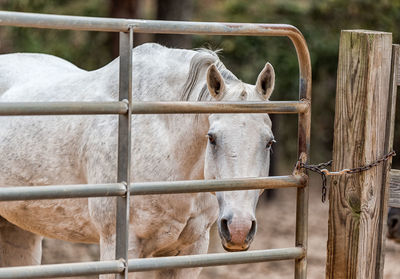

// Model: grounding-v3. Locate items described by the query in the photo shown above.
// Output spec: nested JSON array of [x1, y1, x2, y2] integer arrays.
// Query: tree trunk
[[109, 0, 139, 57], [155, 0, 194, 48]]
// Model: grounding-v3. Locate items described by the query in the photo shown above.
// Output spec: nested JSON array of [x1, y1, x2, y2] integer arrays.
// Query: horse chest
[[133, 193, 218, 257]]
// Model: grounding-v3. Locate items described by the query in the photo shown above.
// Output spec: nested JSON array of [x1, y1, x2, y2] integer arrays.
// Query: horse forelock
[[180, 49, 239, 101]]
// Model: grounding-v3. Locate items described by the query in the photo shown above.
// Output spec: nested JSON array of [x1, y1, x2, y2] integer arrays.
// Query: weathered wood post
[[326, 30, 392, 279]]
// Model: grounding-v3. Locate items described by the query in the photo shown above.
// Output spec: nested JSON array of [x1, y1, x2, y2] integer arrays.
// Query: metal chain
[[298, 150, 396, 203]]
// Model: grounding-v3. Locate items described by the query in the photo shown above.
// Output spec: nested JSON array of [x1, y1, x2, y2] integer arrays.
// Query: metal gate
[[0, 11, 311, 279]]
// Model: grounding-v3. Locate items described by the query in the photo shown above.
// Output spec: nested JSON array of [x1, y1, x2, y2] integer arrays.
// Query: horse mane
[[180, 49, 238, 101]]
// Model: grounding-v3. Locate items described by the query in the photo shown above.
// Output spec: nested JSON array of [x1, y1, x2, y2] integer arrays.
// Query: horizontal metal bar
[[128, 247, 305, 271], [0, 11, 304, 37], [0, 11, 126, 32], [0, 176, 305, 201], [0, 247, 304, 278], [130, 175, 306, 195], [0, 183, 126, 201], [0, 101, 308, 116], [131, 21, 302, 37], [0, 260, 124, 279], [0, 101, 128, 116], [131, 101, 309, 114]]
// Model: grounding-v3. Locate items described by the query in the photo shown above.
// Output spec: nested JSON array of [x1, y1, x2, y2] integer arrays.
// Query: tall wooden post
[[326, 30, 392, 279]]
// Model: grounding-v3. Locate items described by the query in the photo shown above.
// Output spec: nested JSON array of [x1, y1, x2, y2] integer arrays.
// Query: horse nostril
[[220, 218, 231, 241], [246, 220, 257, 243]]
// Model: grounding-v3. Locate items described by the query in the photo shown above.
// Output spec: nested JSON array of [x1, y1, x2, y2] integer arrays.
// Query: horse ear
[[256, 62, 275, 100], [206, 64, 225, 100]]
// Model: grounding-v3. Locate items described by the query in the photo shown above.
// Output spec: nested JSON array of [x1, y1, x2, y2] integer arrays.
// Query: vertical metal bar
[[115, 27, 133, 279], [294, 45, 311, 277]]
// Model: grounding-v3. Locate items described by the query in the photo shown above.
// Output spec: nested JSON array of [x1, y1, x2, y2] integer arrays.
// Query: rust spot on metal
[[293, 152, 308, 176], [224, 23, 242, 29]]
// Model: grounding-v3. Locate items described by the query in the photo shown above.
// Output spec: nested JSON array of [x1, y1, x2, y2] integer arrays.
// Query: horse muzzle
[[218, 214, 257, 252]]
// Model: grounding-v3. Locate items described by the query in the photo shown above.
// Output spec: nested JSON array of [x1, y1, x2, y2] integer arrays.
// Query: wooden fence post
[[326, 30, 392, 279]]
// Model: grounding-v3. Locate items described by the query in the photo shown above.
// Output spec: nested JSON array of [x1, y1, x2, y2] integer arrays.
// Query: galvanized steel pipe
[[0, 248, 303, 278], [128, 247, 305, 271], [130, 175, 306, 195], [0, 101, 128, 115], [130, 101, 309, 114], [0, 101, 309, 116], [0, 260, 125, 279], [0, 175, 304, 201], [0, 183, 126, 201]]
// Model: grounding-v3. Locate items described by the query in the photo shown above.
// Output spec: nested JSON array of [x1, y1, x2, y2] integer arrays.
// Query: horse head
[[203, 62, 275, 251]]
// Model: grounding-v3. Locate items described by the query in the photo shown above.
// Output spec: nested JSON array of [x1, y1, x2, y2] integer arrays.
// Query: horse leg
[[98, 232, 142, 279], [89, 196, 117, 279], [89, 197, 143, 279], [154, 230, 210, 279], [0, 217, 43, 267], [94, 212, 141, 278], [98, 233, 117, 279]]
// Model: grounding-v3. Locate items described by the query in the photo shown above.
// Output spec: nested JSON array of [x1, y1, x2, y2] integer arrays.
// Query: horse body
[[0, 52, 83, 95], [0, 43, 275, 278]]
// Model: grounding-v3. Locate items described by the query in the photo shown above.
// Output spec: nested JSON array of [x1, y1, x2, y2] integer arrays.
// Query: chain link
[[298, 150, 396, 203]]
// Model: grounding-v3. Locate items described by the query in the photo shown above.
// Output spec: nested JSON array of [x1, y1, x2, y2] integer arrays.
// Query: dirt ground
[[42, 180, 400, 278]]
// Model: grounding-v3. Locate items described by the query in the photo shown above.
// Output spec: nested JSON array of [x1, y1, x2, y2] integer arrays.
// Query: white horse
[[0, 43, 275, 278]]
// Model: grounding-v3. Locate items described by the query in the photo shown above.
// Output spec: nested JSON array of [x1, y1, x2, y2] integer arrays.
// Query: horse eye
[[207, 133, 216, 145], [266, 139, 276, 149]]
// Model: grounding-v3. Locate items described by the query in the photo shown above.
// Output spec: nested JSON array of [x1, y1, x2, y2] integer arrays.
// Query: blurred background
[[1, 0, 400, 278], [2, 0, 400, 172]]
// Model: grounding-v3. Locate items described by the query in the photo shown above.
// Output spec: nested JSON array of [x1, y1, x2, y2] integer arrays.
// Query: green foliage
[[194, 0, 400, 171], [0, 0, 112, 70], [1, 0, 400, 170]]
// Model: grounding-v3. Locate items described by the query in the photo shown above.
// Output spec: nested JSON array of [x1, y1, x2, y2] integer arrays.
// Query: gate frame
[[0, 11, 311, 279]]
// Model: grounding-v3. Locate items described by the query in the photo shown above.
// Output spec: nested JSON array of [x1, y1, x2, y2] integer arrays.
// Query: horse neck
[[175, 77, 213, 178], [164, 78, 210, 179], [91, 54, 212, 180], [176, 114, 209, 180]]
